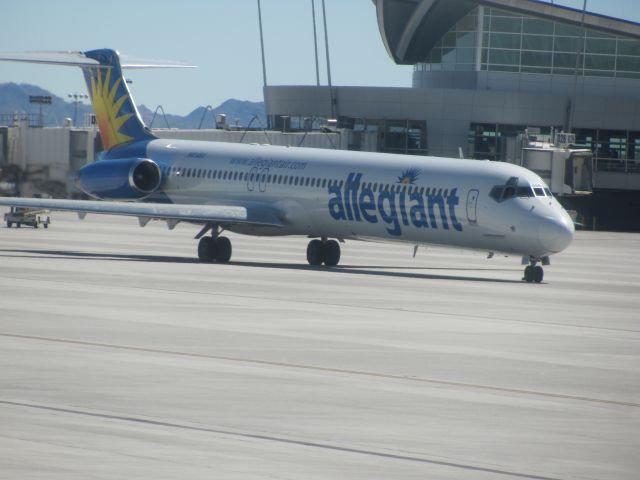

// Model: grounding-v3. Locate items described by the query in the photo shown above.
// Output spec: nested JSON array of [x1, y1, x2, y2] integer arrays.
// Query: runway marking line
[[1, 332, 638, 408], [0, 399, 565, 480]]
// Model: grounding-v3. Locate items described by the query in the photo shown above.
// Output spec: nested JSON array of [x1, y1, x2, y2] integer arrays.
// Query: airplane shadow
[[0, 248, 524, 284]]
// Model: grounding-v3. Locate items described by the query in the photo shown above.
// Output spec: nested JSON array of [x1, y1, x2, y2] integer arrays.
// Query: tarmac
[[0, 212, 638, 480]]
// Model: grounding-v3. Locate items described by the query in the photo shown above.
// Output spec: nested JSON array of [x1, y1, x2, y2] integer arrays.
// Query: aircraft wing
[[0, 197, 283, 228]]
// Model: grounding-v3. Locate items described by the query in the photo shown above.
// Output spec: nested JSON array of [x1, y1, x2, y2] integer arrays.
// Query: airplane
[[0, 49, 574, 283]]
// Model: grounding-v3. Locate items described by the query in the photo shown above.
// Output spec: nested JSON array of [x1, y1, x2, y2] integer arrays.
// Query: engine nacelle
[[77, 158, 162, 200]]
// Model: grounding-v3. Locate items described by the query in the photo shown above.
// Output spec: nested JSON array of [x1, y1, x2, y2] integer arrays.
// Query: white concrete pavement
[[0, 213, 638, 479]]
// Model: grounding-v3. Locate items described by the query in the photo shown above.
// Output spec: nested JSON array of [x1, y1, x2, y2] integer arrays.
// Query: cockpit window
[[491, 178, 552, 202], [517, 186, 533, 197], [491, 177, 537, 202]]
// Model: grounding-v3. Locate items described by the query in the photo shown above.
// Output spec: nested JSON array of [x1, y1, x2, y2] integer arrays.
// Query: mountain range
[[0, 83, 266, 129]]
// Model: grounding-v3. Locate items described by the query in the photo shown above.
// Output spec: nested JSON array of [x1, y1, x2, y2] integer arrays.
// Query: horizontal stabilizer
[[0, 48, 195, 150], [0, 51, 100, 67], [0, 50, 196, 69], [0, 198, 283, 228]]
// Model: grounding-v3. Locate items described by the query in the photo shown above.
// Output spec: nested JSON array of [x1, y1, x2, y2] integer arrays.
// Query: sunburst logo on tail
[[89, 67, 134, 149]]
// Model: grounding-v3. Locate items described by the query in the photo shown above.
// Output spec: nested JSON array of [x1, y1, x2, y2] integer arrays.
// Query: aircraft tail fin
[[82, 49, 154, 149], [0, 49, 195, 150]]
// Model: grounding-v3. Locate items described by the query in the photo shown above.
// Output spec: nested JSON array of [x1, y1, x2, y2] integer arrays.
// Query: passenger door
[[466, 189, 479, 225]]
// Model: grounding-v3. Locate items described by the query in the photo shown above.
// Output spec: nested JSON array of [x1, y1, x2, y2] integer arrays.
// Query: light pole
[[311, 0, 320, 86], [321, 0, 335, 119], [68, 93, 89, 126], [257, 0, 268, 89], [29, 95, 52, 127]]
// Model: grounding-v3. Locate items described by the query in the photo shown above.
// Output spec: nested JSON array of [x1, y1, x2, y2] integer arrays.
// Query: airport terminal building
[[265, 0, 640, 228]]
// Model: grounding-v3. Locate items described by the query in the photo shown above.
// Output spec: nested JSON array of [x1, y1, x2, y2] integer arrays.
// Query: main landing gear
[[197, 228, 232, 263], [523, 257, 546, 284], [306, 238, 341, 266]]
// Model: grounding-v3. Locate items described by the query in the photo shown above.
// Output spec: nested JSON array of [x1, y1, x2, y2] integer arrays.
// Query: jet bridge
[[511, 131, 593, 197]]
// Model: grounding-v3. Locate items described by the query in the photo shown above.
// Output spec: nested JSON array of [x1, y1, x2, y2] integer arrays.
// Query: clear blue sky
[[0, 0, 638, 115]]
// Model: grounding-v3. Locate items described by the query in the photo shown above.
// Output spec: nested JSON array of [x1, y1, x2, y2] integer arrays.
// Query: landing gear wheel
[[524, 264, 544, 283], [323, 240, 341, 266], [306, 239, 324, 265], [198, 237, 216, 263], [524, 266, 533, 283], [215, 236, 232, 263], [533, 266, 544, 284]]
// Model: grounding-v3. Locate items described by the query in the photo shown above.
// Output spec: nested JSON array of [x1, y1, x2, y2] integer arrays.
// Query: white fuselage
[[134, 139, 574, 258]]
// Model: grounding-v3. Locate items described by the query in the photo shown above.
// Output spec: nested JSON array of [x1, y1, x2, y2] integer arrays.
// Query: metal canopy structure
[[374, 0, 640, 64]]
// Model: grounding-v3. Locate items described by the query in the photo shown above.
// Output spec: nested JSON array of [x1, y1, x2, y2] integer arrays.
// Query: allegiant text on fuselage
[[328, 173, 463, 236]]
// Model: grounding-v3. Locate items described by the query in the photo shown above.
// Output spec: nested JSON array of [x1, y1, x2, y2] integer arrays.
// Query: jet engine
[[76, 158, 162, 200]]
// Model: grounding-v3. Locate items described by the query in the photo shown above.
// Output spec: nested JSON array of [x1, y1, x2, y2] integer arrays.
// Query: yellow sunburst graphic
[[89, 68, 133, 149]]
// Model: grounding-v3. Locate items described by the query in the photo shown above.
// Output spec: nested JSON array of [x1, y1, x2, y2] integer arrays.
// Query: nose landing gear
[[523, 257, 544, 283]]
